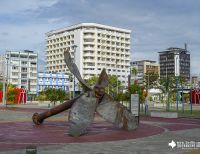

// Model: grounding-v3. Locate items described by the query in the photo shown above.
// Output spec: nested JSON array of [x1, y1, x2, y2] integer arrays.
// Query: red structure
[[191, 89, 200, 104], [0, 88, 26, 104], [0, 91, 3, 102], [14, 88, 27, 104]]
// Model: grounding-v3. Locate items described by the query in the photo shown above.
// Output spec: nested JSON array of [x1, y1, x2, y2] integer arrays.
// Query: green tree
[[159, 75, 176, 110], [121, 83, 146, 105], [44, 88, 68, 106], [85, 75, 122, 100], [36, 90, 47, 101], [0, 82, 3, 91], [7, 86, 17, 104], [143, 73, 159, 89], [107, 75, 122, 98], [131, 67, 137, 76], [85, 76, 98, 87]]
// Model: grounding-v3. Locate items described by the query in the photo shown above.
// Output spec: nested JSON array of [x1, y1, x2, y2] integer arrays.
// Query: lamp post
[[165, 56, 170, 111], [116, 60, 119, 95], [72, 45, 78, 98], [175, 54, 179, 112], [175, 50, 184, 112], [2, 56, 9, 107]]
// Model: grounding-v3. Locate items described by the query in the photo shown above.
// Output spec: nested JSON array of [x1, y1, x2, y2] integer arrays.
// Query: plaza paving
[[0, 105, 199, 154]]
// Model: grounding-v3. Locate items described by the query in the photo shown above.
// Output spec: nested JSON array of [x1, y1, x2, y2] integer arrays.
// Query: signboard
[[174, 54, 180, 76], [131, 94, 139, 116]]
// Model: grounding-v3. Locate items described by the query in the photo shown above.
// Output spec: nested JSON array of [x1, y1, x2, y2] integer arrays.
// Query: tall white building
[[46, 23, 131, 87], [0, 50, 38, 96]]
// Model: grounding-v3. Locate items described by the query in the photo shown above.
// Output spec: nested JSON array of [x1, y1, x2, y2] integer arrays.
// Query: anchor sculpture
[[32, 48, 139, 136]]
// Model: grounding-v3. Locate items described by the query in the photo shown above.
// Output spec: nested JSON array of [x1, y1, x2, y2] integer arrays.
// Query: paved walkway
[[0, 107, 199, 154]]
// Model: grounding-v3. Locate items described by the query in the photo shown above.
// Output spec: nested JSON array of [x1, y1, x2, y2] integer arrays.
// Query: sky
[[0, 0, 199, 75]]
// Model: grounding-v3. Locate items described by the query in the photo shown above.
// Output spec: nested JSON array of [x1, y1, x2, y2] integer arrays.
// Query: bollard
[[26, 145, 37, 154]]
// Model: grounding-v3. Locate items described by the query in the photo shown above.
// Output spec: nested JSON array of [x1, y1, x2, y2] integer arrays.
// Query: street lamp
[[116, 60, 119, 95], [2, 56, 9, 107], [165, 56, 170, 111], [175, 50, 184, 112], [72, 45, 78, 98]]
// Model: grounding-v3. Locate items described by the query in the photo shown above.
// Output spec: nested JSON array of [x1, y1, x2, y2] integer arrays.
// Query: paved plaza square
[[0, 106, 199, 154]]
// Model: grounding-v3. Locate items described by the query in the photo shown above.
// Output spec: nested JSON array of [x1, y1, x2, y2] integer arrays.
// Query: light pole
[[116, 60, 119, 95], [2, 56, 9, 107], [165, 56, 170, 111], [175, 50, 184, 112], [72, 45, 78, 98], [2, 63, 6, 106], [175, 55, 179, 112]]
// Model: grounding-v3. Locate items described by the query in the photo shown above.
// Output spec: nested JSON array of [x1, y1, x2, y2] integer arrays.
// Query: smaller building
[[191, 76, 199, 87], [191, 76, 198, 84], [159, 46, 190, 80], [130, 60, 160, 86], [0, 50, 38, 96], [37, 72, 70, 93]]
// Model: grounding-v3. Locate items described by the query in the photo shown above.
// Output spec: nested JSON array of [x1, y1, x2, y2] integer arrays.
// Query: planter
[[150, 111, 178, 118]]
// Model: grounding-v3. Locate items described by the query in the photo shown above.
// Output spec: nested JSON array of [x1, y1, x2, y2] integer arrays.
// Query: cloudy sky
[[0, 0, 199, 74]]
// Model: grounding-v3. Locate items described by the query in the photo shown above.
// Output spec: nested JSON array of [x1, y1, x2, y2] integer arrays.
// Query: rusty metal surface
[[32, 94, 84, 125], [68, 92, 97, 136], [97, 94, 138, 130], [64, 49, 91, 92], [32, 49, 139, 137]]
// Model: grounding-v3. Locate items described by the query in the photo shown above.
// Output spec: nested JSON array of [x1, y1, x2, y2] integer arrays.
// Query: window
[[12, 66, 18, 70], [21, 61, 27, 65]]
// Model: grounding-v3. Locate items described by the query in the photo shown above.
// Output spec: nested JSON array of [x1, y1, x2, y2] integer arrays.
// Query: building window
[[22, 61, 27, 65]]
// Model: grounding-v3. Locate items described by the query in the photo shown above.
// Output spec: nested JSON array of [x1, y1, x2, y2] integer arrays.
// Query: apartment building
[[159, 46, 190, 80], [130, 60, 160, 85], [37, 72, 70, 93], [46, 23, 131, 87], [0, 50, 38, 96]]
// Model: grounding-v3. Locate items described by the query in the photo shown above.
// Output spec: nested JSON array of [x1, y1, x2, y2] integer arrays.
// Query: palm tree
[[131, 67, 138, 84], [131, 67, 137, 76]]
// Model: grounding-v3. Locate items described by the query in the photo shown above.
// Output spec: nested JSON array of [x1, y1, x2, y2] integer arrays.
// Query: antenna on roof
[[184, 43, 187, 51]]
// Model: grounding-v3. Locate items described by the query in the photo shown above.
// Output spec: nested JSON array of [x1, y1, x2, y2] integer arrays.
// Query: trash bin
[[26, 145, 37, 154]]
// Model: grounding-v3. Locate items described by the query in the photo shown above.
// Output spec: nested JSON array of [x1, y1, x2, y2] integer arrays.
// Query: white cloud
[[0, 0, 199, 74], [0, 0, 59, 14]]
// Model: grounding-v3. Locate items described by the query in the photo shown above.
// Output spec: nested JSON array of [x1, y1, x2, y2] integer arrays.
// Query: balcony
[[30, 64, 37, 68], [21, 70, 27, 73], [83, 53, 95, 57], [83, 47, 95, 51], [83, 34, 95, 38], [83, 59, 95, 63], [30, 82, 37, 86], [12, 69, 19, 72]]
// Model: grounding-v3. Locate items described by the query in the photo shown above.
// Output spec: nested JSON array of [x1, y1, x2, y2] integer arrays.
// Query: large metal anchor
[[32, 48, 139, 136]]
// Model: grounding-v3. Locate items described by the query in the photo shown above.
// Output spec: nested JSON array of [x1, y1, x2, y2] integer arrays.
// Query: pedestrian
[[145, 99, 148, 115]]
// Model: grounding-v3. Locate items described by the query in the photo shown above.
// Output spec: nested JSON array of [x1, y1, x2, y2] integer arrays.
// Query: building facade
[[191, 76, 199, 88], [46, 23, 131, 87], [159, 47, 190, 80], [130, 60, 160, 85], [0, 50, 38, 96], [37, 72, 70, 93]]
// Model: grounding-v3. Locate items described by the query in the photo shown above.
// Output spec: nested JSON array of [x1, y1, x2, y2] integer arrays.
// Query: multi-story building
[[46, 23, 131, 87], [159, 47, 190, 80], [0, 50, 38, 96], [191, 76, 199, 88], [130, 60, 160, 85], [37, 72, 70, 93]]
